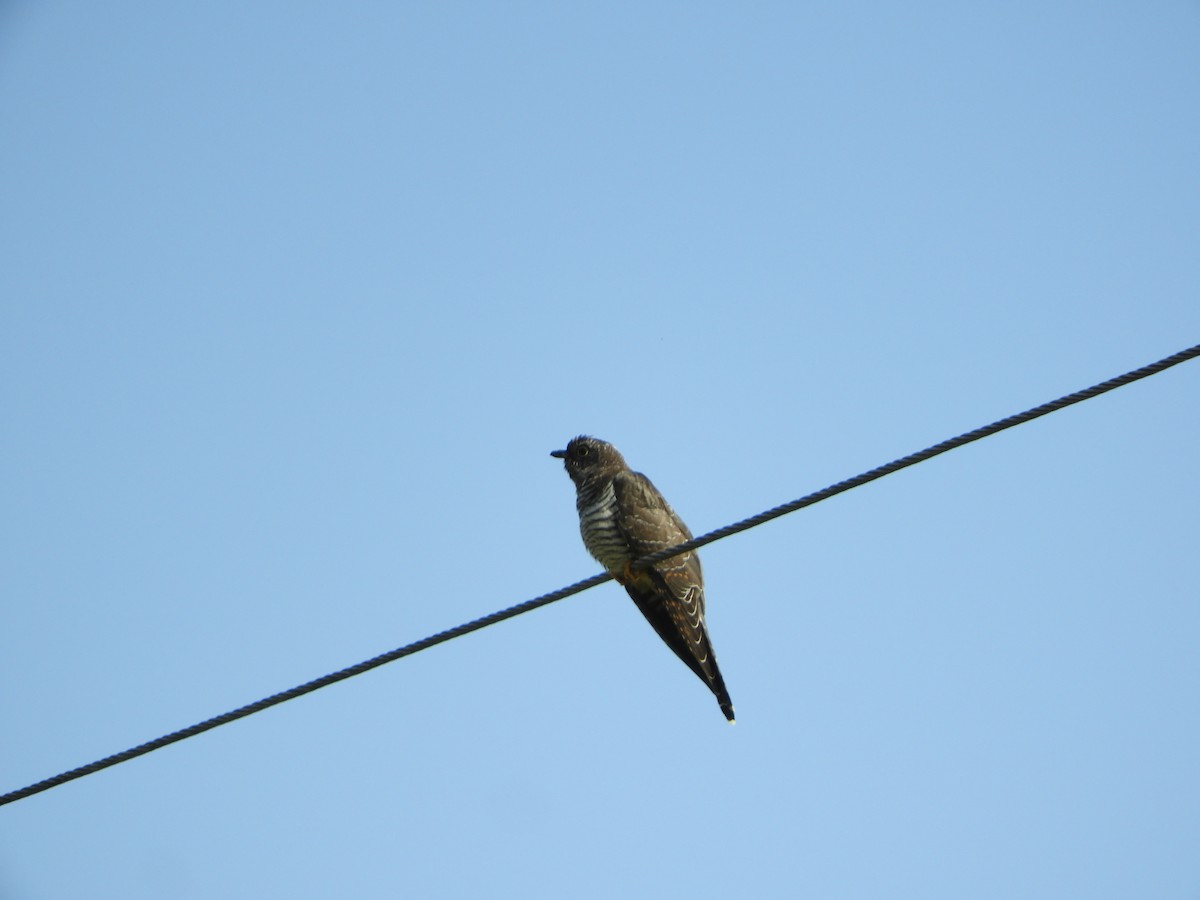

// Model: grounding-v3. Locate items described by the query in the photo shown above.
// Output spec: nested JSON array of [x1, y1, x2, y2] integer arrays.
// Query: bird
[[550, 435, 735, 722]]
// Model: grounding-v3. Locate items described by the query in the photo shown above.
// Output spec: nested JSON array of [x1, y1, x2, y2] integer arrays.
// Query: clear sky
[[2, 3, 1198, 898]]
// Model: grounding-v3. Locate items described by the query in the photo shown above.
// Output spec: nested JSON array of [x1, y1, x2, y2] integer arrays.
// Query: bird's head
[[550, 435, 627, 487]]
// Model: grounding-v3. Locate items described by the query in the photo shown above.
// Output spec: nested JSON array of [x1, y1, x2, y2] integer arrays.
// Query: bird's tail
[[624, 582, 736, 723], [710, 669, 736, 723]]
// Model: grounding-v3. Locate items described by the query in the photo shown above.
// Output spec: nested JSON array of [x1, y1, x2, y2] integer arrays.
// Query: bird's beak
[[550, 449, 567, 459]]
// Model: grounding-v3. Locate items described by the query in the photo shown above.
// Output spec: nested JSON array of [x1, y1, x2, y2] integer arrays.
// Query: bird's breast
[[576, 481, 629, 573]]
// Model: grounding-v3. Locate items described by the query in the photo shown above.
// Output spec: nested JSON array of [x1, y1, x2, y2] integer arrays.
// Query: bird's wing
[[611, 470, 735, 721], [611, 470, 707, 648], [611, 471, 702, 596]]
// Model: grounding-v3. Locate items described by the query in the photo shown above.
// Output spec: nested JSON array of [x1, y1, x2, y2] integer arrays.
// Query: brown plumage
[[551, 436, 735, 722]]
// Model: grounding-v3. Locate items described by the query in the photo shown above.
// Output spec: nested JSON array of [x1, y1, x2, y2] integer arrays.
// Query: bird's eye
[[576, 445, 591, 459]]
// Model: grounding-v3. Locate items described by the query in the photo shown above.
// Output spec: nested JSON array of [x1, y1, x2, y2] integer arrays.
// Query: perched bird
[[550, 436, 735, 722]]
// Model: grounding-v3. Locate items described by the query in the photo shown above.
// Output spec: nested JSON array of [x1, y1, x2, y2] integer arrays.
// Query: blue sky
[[2, 3, 1198, 898]]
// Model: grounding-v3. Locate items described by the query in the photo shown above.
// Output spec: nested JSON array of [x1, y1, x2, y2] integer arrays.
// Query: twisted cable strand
[[635, 343, 1200, 568], [2, 343, 1196, 808]]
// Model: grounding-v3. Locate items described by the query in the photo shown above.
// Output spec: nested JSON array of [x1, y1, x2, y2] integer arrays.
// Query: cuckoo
[[551, 436, 735, 722]]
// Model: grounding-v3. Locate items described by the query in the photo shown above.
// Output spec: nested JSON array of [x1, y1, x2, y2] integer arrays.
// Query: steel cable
[[2, 342, 1196, 808]]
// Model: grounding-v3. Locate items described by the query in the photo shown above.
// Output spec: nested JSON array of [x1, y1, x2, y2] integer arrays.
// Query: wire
[[632, 342, 1200, 568], [2, 343, 1197, 808], [0, 570, 614, 809]]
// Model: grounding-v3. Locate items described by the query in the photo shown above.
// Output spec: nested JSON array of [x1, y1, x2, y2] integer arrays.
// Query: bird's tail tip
[[721, 702, 736, 723]]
